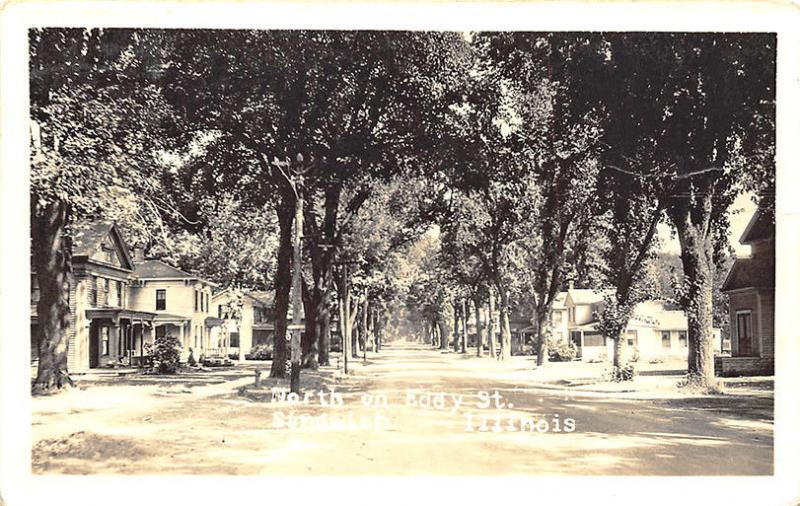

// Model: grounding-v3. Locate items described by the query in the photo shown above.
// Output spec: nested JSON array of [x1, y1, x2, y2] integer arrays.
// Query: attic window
[[102, 244, 115, 263]]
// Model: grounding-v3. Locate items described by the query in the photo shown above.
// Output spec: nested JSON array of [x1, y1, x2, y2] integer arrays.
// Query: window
[[101, 326, 109, 356], [583, 332, 605, 347], [736, 311, 753, 355], [553, 311, 562, 324], [661, 331, 671, 348], [91, 276, 98, 305], [568, 307, 576, 323], [156, 326, 166, 339], [194, 290, 199, 311], [626, 330, 638, 347], [678, 331, 688, 347], [103, 278, 110, 305], [218, 305, 222, 319], [230, 332, 240, 348], [116, 281, 123, 307], [156, 289, 166, 311]]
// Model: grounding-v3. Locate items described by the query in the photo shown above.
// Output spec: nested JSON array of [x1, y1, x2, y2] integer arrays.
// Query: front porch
[[85, 309, 157, 368]]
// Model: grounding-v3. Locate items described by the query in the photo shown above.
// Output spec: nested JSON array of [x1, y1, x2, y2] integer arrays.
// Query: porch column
[[110, 318, 120, 362], [138, 319, 144, 362]]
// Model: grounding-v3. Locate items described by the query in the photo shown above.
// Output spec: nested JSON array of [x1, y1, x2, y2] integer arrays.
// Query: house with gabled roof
[[31, 222, 157, 371], [31, 221, 227, 371], [211, 289, 274, 360], [718, 206, 775, 376], [562, 288, 720, 362], [128, 259, 223, 363]]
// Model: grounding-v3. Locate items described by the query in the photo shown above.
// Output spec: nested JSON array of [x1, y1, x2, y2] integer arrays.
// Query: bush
[[548, 341, 578, 362], [144, 334, 182, 374], [610, 364, 636, 382], [245, 343, 273, 360]]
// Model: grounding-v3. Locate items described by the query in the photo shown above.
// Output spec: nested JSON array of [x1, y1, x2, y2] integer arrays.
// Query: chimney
[[131, 246, 145, 263]]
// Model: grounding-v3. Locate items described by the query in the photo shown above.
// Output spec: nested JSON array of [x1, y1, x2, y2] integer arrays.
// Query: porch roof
[[85, 308, 157, 321], [152, 313, 191, 322], [570, 322, 600, 332], [722, 257, 775, 292], [205, 316, 224, 327]]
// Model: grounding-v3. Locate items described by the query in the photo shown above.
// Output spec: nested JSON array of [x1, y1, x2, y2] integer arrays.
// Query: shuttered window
[[156, 289, 166, 311]]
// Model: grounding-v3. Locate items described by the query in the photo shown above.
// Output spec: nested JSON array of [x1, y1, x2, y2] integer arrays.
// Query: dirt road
[[32, 342, 773, 475]]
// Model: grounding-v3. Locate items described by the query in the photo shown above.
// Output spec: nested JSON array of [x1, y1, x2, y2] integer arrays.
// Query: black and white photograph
[[1, 2, 799, 505]]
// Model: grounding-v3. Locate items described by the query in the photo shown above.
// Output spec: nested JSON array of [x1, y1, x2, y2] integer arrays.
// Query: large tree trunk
[[359, 296, 369, 360], [315, 281, 332, 366], [534, 311, 550, 366], [32, 200, 75, 393], [452, 303, 460, 352], [612, 333, 624, 368], [371, 310, 377, 353], [270, 193, 294, 379], [460, 299, 468, 353], [305, 185, 340, 367], [437, 315, 449, 351], [473, 296, 484, 357], [487, 291, 497, 359], [498, 287, 512, 361], [670, 201, 717, 385], [300, 278, 319, 369]]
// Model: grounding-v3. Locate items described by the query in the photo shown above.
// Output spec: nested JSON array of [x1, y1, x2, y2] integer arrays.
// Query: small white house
[[211, 289, 274, 360], [560, 289, 720, 362]]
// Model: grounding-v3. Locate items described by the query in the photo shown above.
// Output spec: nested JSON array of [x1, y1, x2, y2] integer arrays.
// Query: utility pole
[[289, 175, 303, 394], [272, 154, 311, 395], [343, 262, 350, 374]]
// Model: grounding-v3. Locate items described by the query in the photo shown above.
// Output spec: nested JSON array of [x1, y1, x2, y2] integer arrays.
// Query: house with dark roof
[[31, 222, 157, 371], [128, 259, 223, 363], [31, 221, 226, 371], [718, 207, 775, 376]]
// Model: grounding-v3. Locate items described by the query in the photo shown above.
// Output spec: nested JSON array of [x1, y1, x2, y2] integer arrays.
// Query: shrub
[[144, 333, 181, 374], [548, 341, 577, 362], [610, 364, 636, 382], [245, 343, 273, 360]]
